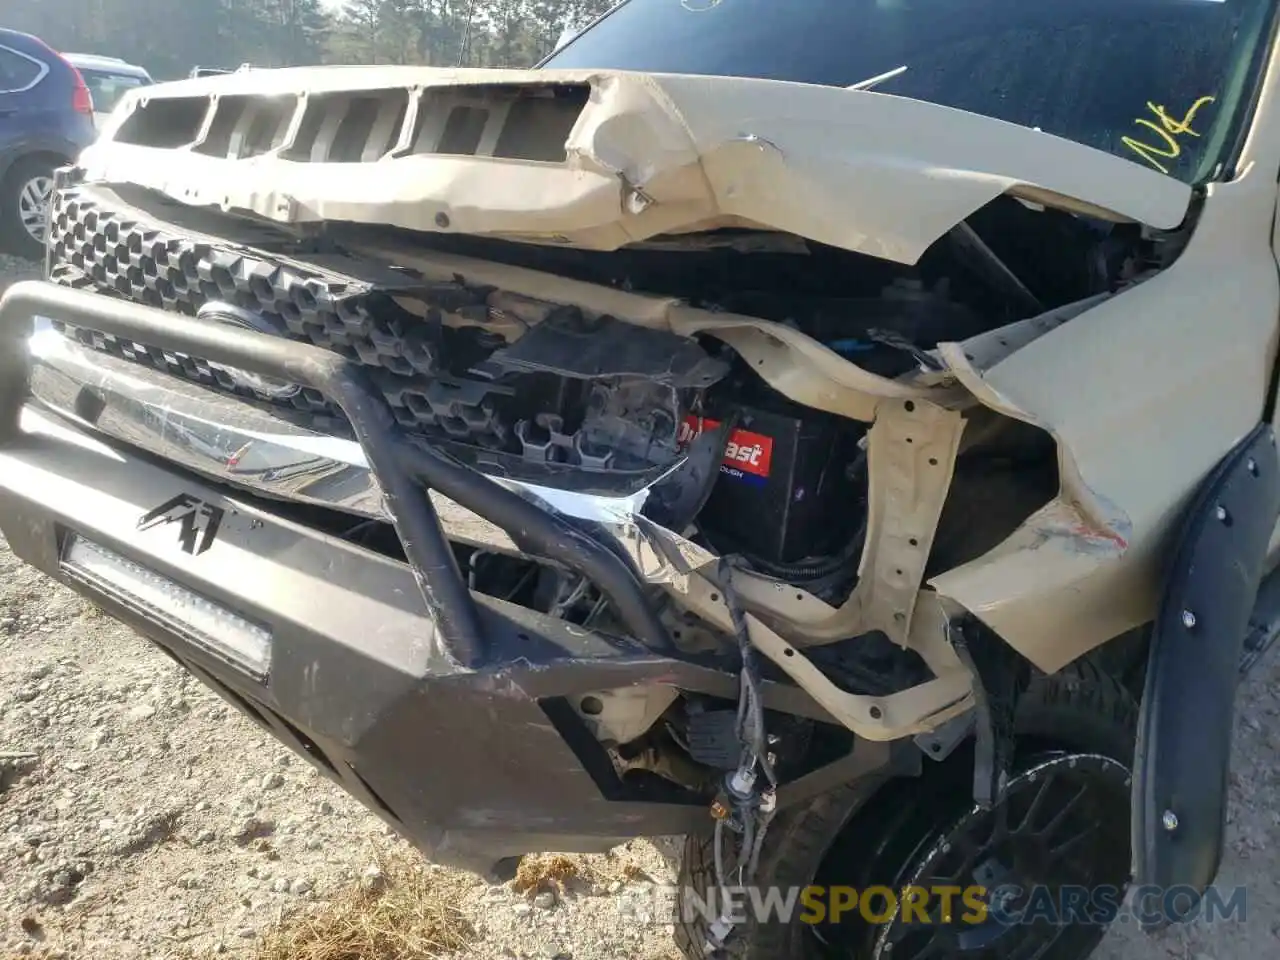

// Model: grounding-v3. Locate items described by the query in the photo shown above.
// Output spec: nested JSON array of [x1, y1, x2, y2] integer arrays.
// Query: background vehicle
[[0, 28, 95, 260], [187, 64, 253, 79], [62, 53, 153, 129], [2, 2, 1279, 959]]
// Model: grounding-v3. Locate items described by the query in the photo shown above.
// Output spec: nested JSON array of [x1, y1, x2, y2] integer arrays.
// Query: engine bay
[[47, 182, 1160, 606], [348, 195, 1151, 583]]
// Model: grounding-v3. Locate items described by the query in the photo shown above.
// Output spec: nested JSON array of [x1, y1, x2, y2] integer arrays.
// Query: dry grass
[[510, 853, 585, 898], [252, 850, 475, 960], [621, 862, 650, 882], [508, 848, 659, 901], [227, 844, 663, 959]]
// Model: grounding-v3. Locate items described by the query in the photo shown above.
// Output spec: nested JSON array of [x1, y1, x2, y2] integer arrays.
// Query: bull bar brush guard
[[0, 279, 675, 668]]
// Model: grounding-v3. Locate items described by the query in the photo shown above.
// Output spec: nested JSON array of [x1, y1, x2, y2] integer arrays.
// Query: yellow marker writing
[[1122, 96, 1216, 175]]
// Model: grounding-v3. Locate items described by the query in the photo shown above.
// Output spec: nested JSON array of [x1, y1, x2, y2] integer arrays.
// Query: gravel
[[1, 254, 1278, 959], [0, 253, 41, 288]]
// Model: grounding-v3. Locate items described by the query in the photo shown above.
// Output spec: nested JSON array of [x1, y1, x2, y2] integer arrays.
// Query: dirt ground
[[2, 253, 1279, 960]]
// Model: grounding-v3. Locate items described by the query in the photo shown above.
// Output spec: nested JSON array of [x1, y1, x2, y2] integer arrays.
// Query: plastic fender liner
[[1132, 422, 1280, 921]]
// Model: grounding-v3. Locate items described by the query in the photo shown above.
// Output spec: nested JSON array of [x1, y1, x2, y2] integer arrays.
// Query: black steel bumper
[[0, 280, 855, 874]]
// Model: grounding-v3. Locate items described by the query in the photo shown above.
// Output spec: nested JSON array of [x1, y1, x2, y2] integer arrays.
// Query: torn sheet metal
[[83, 65, 1191, 265], [930, 172, 1280, 673]]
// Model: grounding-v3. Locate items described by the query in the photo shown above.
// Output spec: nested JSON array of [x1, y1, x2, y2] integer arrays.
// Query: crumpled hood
[[82, 64, 1193, 265]]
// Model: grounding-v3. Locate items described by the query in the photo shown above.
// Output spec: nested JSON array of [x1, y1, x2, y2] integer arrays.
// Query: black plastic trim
[[1132, 422, 1280, 919]]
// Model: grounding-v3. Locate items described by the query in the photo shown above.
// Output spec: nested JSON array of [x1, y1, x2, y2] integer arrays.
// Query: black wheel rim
[[812, 751, 1132, 960]]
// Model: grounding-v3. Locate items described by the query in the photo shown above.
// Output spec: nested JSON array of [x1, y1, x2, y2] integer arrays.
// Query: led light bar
[[61, 534, 272, 680]]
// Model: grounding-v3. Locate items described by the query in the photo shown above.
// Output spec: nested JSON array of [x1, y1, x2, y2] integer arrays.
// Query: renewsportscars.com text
[[618, 884, 1247, 928]]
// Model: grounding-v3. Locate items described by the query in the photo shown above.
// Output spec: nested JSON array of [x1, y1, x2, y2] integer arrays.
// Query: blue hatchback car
[[0, 28, 97, 260]]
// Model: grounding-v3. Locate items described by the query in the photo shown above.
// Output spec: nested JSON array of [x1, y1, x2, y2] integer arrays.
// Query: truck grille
[[46, 185, 508, 444]]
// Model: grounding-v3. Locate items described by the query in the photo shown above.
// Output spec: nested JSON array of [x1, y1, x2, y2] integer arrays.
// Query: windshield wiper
[[847, 64, 907, 91]]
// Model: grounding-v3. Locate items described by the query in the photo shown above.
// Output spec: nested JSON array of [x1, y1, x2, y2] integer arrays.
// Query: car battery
[[679, 401, 864, 564]]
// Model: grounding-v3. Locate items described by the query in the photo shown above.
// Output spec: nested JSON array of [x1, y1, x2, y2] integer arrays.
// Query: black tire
[[675, 659, 1137, 960], [1, 156, 59, 261]]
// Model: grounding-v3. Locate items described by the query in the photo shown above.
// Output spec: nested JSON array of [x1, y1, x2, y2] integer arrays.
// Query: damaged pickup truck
[[4, 0, 1280, 957]]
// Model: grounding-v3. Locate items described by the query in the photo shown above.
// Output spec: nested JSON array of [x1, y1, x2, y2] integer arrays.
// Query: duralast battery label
[[679, 416, 774, 482]]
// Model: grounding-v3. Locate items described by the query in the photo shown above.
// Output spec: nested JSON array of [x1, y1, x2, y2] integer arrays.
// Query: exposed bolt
[[940, 842, 951, 854], [1216, 505, 1229, 522], [625, 188, 653, 214], [1161, 810, 1179, 832], [1181, 609, 1197, 630], [434, 212, 451, 228], [727, 768, 757, 800], [1248, 458, 1259, 476]]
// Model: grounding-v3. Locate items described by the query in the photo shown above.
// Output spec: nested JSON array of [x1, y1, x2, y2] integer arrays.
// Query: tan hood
[[83, 64, 1193, 265]]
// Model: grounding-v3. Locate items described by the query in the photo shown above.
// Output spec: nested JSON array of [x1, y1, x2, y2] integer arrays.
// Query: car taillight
[[70, 67, 94, 115], [31, 39, 96, 115]]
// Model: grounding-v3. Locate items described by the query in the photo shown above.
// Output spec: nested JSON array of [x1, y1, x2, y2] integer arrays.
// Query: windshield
[[544, 0, 1276, 183], [78, 68, 149, 114]]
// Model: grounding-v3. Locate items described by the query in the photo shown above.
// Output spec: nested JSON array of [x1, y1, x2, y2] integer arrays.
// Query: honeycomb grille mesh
[[46, 186, 505, 441]]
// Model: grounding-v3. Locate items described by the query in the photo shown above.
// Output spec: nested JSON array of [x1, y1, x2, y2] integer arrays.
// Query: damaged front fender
[[930, 170, 1280, 673]]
